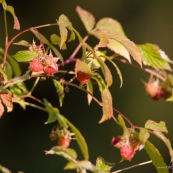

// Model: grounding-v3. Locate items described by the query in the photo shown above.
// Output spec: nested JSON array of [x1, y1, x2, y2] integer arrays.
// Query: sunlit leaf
[[46, 146, 77, 162], [75, 59, 92, 74], [144, 141, 169, 173], [76, 6, 95, 33], [52, 79, 65, 107], [99, 88, 113, 123], [96, 156, 115, 173], [114, 36, 142, 66], [145, 120, 168, 133], [138, 43, 172, 70], [139, 128, 150, 145], [62, 116, 89, 160], [13, 50, 38, 62], [95, 17, 126, 37]]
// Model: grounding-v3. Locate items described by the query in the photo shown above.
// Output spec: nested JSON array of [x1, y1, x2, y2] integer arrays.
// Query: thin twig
[[112, 160, 152, 173]]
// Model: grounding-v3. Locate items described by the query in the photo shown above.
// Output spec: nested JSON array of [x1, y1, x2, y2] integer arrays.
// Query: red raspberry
[[29, 58, 44, 72], [76, 71, 90, 84], [58, 137, 71, 148], [44, 64, 58, 76], [120, 145, 135, 161]]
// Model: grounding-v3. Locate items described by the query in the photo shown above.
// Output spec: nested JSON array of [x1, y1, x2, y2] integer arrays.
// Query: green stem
[[29, 77, 40, 94], [24, 102, 47, 111]]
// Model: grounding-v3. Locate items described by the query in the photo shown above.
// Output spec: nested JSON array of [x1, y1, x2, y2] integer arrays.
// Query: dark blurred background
[[0, 0, 173, 173]]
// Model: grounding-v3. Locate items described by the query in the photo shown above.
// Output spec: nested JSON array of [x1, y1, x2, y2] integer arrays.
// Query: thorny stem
[[112, 160, 152, 173]]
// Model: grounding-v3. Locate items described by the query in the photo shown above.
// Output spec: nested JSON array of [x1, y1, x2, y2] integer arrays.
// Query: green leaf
[[97, 57, 113, 87], [99, 88, 113, 123], [103, 55, 123, 87], [58, 14, 72, 49], [13, 50, 38, 62], [65, 160, 98, 172], [0, 48, 21, 76], [145, 120, 168, 133], [62, 116, 89, 160], [76, 6, 95, 33], [138, 43, 172, 70], [139, 128, 150, 145], [52, 79, 65, 107], [144, 141, 169, 173], [152, 130, 173, 163], [96, 157, 115, 173], [117, 114, 129, 138], [46, 146, 77, 162], [50, 34, 67, 49], [44, 99, 68, 127]]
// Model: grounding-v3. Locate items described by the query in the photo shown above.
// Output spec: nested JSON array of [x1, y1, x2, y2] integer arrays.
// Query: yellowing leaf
[[76, 6, 95, 33], [99, 88, 113, 123]]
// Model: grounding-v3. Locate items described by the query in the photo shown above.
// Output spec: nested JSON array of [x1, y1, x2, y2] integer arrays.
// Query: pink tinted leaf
[[76, 6, 95, 33], [6, 5, 20, 30]]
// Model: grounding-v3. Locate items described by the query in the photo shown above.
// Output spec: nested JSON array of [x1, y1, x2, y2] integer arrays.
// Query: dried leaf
[[0, 93, 13, 112]]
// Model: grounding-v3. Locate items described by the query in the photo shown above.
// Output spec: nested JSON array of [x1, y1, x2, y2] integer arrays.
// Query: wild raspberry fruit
[[58, 137, 71, 148], [76, 71, 90, 84], [120, 145, 135, 161], [145, 80, 163, 100], [29, 58, 44, 72], [44, 64, 58, 76]]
